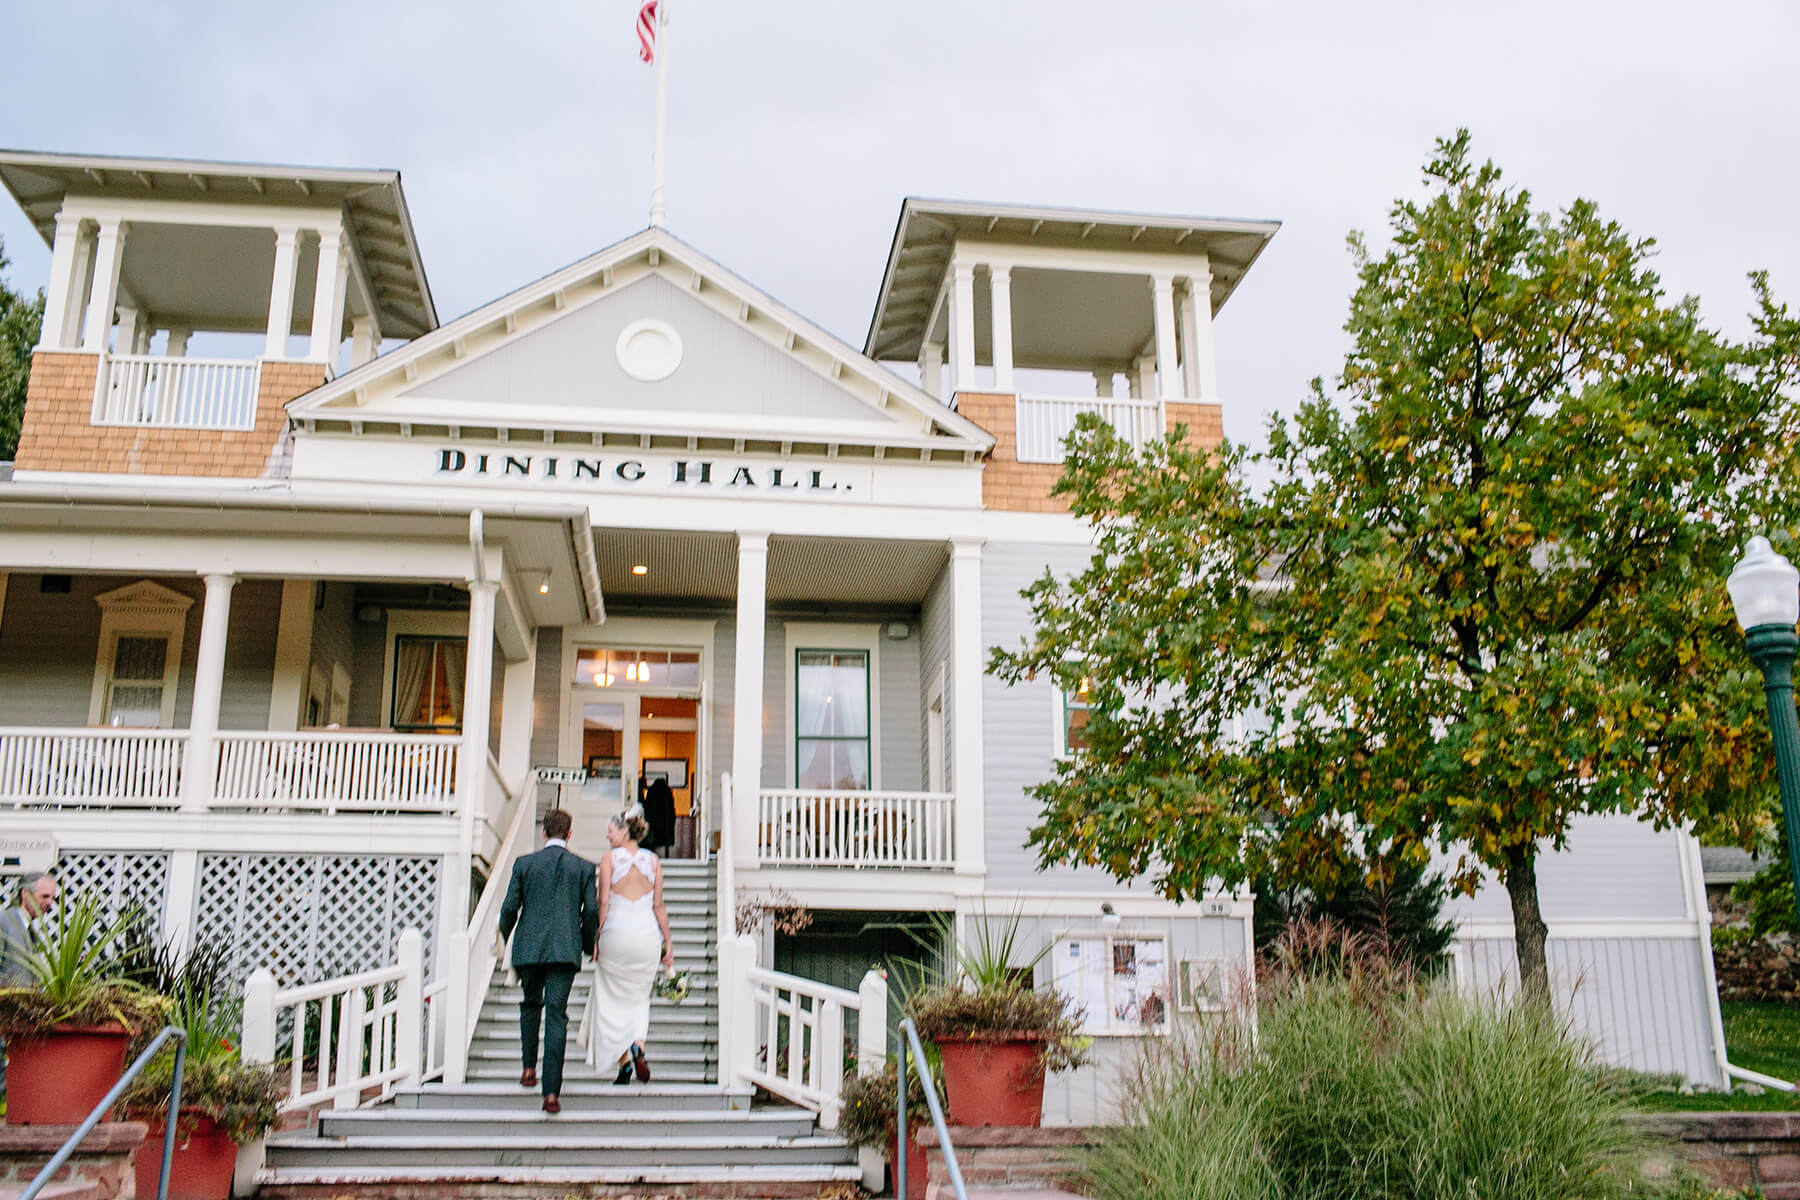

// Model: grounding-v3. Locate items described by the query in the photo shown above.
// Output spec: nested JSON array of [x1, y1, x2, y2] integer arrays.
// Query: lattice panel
[[192, 854, 442, 991], [54, 851, 170, 930]]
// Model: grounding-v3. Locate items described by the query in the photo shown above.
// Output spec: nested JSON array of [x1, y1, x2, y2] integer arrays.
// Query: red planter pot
[[890, 1128, 929, 1200], [932, 1036, 1046, 1127], [4, 1024, 131, 1124], [132, 1112, 239, 1200]]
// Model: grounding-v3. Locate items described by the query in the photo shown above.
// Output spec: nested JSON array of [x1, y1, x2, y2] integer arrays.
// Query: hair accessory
[[623, 803, 646, 822]]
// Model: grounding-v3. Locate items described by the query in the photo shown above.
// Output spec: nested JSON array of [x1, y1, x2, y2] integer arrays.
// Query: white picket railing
[[241, 929, 426, 1113], [726, 939, 887, 1130], [92, 353, 262, 431], [213, 731, 458, 813], [1015, 393, 1162, 463], [757, 788, 955, 868], [434, 766, 533, 1085], [0, 727, 186, 807]]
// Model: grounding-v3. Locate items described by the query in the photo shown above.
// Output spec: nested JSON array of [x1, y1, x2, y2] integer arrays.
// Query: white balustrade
[[1015, 393, 1163, 463], [0, 727, 185, 807], [740, 959, 887, 1130], [241, 928, 425, 1113], [757, 788, 955, 868], [92, 353, 262, 431], [213, 731, 458, 813]]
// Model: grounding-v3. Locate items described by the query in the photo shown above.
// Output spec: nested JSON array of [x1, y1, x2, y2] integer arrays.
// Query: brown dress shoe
[[519, 1068, 538, 1088], [542, 1094, 561, 1114]]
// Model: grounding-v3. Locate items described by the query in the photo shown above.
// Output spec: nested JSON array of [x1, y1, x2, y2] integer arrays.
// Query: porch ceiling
[[595, 529, 949, 605]]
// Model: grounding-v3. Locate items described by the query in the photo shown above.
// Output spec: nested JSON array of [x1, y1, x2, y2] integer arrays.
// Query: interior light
[[632, 564, 649, 576], [537, 580, 550, 594]]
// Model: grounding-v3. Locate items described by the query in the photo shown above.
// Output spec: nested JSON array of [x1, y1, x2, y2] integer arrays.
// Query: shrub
[[1084, 967, 1676, 1200], [121, 1054, 283, 1145], [838, 1057, 947, 1151], [0, 893, 168, 1035]]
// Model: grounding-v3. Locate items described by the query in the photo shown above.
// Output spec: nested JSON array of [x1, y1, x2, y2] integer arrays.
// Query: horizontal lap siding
[[879, 627, 922, 791], [1445, 816, 1693, 924], [348, 615, 386, 728], [711, 619, 735, 801], [217, 580, 281, 729], [529, 627, 564, 823], [0, 572, 111, 725], [920, 561, 953, 787], [981, 542, 1139, 894], [309, 582, 357, 716], [1460, 934, 1719, 1085]]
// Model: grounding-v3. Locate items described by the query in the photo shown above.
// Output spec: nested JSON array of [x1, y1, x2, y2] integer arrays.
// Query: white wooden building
[[0, 150, 1727, 1157]]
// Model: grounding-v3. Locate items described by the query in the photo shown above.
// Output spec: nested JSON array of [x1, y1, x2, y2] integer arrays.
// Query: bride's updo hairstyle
[[613, 805, 650, 844]]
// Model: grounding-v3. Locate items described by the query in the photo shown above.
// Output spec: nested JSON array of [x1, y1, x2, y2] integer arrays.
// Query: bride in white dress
[[582, 806, 673, 1084]]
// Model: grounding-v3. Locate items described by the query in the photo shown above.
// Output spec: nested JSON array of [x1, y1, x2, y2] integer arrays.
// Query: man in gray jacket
[[497, 810, 596, 1113], [0, 871, 59, 1095]]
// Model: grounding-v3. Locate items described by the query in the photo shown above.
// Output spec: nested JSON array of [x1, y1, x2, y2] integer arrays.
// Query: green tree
[[991, 132, 1800, 1000], [0, 235, 46, 460]]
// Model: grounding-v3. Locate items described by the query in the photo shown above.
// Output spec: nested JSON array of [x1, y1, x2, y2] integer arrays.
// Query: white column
[[1150, 273, 1180, 402], [988, 264, 1014, 393], [496, 635, 539, 818], [1176, 289, 1199, 401], [948, 262, 977, 395], [80, 219, 128, 353], [160, 850, 201, 958], [115, 306, 144, 356], [949, 538, 986, 876], [165, 327, 192, 359], [264, 225, 302, 360], [1093, 370, 1115, 399], [38, 213, 90, 351], [732, 532, 770, 872], [1130, 353, 1155, 400], [349, 314, 381, 368], [1183, 271, 1220, 404], [453, 580, 499, 926], [267, 579, 316, 731], [309, 224, 349, 364], [181, 572, 237, 812], [918, 341, 944, 401]]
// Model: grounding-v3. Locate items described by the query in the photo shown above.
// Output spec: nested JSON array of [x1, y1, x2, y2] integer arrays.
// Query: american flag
[[637, 1, 659, 64]]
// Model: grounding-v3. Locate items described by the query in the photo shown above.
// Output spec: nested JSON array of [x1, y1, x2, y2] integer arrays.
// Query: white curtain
[[440, 641, 466, 724], [392, 641, 433, 728]]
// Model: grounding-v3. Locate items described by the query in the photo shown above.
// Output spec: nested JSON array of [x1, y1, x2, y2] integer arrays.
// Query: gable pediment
[[291, 229, 994, 457]]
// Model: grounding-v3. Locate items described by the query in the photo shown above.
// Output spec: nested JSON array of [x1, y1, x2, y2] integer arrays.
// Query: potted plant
[[0, 894, 168, 1124], [839, 1057, 946, 1200], [901, 911, 1089, 1128], [115, 929, 282, 1200]]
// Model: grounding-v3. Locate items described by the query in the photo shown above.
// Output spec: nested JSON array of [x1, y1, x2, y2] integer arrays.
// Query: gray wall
[[348, 614, 386, 728], [920, 559, 954, 787], [0, 572, 278, 730], [529, 626, 565, 826], [309, 581, 356, 720], [761, 612, 922, 792], [1444, 816, 1691, 924]]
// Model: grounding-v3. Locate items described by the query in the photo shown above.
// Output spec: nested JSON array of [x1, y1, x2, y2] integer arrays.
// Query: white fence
[[92, 353, 262, 431], [757, 788, 955, 868], [0, 727, 186, 807], [214, 731, 458, 813], [721, 932, 886, 1130], [242, 928, 425, 1113], [1015, 393, 1162, 463]]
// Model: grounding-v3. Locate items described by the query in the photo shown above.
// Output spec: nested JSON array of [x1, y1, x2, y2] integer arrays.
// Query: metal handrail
[[20, 1026, 187, 1200], [897, 1017, 966, 1200]]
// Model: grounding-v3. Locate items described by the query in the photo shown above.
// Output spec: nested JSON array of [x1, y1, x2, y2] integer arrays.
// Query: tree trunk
[[1502, 844, 1551, 1003]]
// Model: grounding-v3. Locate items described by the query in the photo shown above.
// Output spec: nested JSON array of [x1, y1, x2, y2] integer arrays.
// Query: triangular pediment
[[95, 580, 195, 613], [292, 229, 993, 457]]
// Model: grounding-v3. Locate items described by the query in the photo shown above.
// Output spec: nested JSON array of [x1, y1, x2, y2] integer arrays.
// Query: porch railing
[[1015, 393, 1162, 463], [0, 727, 186, 807], [241, 928, 426, 1113], [757, 788, 955, 868], [92, 353, 261, 431], [214, 731, 457, 813]]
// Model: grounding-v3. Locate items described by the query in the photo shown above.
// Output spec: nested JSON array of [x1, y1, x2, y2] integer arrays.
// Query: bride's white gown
[[581, 847, 662, 1070]]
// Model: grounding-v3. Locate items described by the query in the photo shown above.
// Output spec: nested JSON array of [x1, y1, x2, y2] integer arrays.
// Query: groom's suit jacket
[[498, 843, 598, 968]]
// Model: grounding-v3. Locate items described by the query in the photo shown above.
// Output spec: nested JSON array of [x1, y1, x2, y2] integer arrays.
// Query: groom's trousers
[[517, 963, 577, 1095]]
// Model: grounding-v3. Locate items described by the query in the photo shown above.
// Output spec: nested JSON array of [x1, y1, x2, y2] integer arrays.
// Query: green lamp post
[[1727, 535, 1800, 933]]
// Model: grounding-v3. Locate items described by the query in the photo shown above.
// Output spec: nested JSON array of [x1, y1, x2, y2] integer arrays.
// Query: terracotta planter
[[132, 1112, 240, 1200], [889, 1127, 929, 1200], [4, 1024, 132, 1124], [932, 1035, 1046, 1127]]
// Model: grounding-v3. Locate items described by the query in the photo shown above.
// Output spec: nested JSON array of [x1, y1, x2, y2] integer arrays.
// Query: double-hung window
[[88, 581, 193, 729], [1056, 675, 1096, 758], [794, 650, 871, 790], [389, 635, 467, 732]]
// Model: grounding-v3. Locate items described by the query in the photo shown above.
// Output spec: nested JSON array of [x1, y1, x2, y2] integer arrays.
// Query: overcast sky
[[4, 0, 1797, 449]]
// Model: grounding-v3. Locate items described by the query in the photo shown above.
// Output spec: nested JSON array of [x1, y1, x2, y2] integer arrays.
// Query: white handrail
[[757, 788, 955, 868], [1014, 392, 1162, 463], [241, 929, 425, 1114], [0, 728, 186, 808], [738, 959, 887, 1129], [92, 353, 261, 431], [437, 766, 535, 1085], [214, 731, 458, 813]]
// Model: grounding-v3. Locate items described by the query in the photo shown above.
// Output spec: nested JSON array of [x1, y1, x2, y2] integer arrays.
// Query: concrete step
[[318, 1107, 817, 1140], [263, 1133, 855, 1169], [469, 1045, 716, 1067], [390, 1083, 747, 1110], [257, 1163, 861, 1193], [475, 1007, 718, 1035]]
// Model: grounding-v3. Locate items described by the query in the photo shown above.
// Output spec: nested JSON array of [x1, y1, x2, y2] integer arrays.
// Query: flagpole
[[649, 0, 670, 228]]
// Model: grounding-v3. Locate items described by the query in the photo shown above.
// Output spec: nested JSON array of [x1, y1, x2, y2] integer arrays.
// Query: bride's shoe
[[614, 1061, 633, 1086], [631, 1043, 652, 1082]]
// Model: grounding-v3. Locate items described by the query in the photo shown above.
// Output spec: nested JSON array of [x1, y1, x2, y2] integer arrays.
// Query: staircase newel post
[[233, 968, 277, 1198], [718, 932, 758, 1091], [443, 928, 471, 1086], [817, 998, 845, 1130], [856, 970, 889, 1191], [395, 928, 425, 1089], [335, 985, 366, 1111]]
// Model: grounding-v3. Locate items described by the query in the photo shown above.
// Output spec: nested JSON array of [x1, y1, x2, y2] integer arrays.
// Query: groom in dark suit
[[498, 808, 597, 1113]]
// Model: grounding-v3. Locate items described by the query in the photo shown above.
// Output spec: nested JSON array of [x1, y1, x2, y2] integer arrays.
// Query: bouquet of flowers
[[653, 967, 691, 1003]]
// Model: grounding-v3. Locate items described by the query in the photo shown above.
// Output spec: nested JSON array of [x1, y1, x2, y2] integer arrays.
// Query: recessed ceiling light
[[538, 580, 550, 594], [631, 564, 649, 576]]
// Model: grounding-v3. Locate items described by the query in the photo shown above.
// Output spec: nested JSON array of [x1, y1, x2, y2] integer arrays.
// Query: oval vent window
[[616, 318, 684, 382]]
